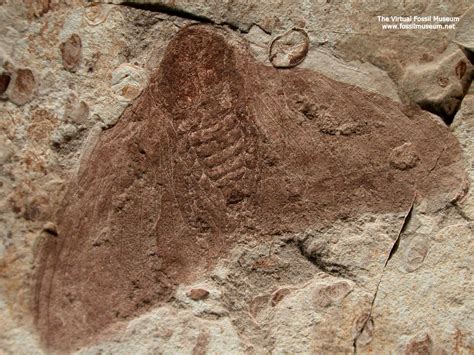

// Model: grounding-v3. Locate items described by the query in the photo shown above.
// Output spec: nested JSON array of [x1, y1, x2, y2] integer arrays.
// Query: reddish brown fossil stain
[[60, 34, 82, 72], [405, 333, 433, 354], [32, 25, 466, 351], [187, 288, 209, 301], [9, 68, 35, 105], [455, 60, 467, 79]]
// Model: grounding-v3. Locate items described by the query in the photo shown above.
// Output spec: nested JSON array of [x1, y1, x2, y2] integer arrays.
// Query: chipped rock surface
[[400, 45, 472, 123], [0, 1, 473, 354]]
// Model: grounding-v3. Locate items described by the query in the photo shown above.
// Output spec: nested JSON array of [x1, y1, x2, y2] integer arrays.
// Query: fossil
[[269, 28, 309, 68], [60, 34, 82, 72], [111, 64, 147, 102], [8, 68, 35, 105], [32, 24, 465, 351], [83, 4, 111, 26]]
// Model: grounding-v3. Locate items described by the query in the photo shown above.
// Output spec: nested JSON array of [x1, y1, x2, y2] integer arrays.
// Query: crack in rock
[[117, 1, 214, 23], [352, 194, 416, 354], [99, 0, 253, 33]]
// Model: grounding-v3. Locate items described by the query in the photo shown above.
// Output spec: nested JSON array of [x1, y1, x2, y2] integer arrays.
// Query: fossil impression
[[32, 25, 465, 351]]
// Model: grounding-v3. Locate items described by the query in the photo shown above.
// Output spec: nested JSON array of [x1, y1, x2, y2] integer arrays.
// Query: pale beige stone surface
[[0, 0, 473, 354], [455, 6, 474, 52], [360, 220, 474, 354], [453, 90, 474, 220], [400, 45, 472, 122]]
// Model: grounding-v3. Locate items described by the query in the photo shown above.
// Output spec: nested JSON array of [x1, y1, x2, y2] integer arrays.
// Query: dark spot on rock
[[294, 97, 319, 120], [43, 222, 58, 236], [192, 329, 210, 355], [437, 76, 449, 87], [455, 60, 467, 79], [226, 189, 246, 205], [9, 68, 35, 105], [187, 288, 210, 301], [420, 53, 434, 63], [271, 288, 291, 306], [418, 96, 463, 125], [405, 333, 433, 355], [60, 34, 82, 72], [137, 142, 146, 154], [0, 73, 11, 95]]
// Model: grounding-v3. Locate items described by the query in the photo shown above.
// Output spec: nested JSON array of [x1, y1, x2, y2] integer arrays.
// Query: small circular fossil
[[83, 4, 110, 26], [111, 64, 146, 102], [269, 28, 309, 68], [437, 76, 449, 88]]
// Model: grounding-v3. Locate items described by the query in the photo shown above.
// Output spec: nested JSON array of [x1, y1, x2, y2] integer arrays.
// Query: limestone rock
[[76, 306, 243, 355], [358, 221, 474, 354], [64, 95, 90, 126], [455, 6, 474, 61], [400, 47, 472, 123], [0, 1, 473, 354], [452, 91, 474, 220]]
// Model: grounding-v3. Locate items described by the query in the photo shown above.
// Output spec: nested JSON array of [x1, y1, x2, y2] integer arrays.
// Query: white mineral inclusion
[[111, 64, 147, 102]]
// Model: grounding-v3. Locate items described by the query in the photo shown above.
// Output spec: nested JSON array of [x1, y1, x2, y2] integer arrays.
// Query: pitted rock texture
[[32, 24, 466, 352]]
